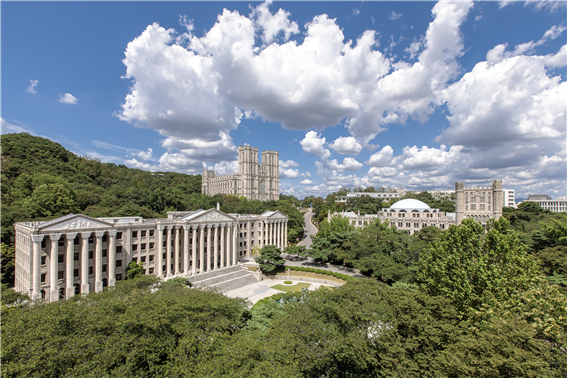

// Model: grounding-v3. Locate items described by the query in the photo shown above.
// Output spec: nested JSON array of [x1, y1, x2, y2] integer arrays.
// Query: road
[[297, 209, 317, 248]]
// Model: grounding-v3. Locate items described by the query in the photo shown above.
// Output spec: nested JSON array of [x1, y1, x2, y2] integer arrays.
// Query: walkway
[[297, 209, 317, 248], [224, 279, 333, 304]]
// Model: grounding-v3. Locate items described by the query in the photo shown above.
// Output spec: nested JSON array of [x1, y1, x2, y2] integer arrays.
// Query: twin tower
[[202, 146, 279, 201]]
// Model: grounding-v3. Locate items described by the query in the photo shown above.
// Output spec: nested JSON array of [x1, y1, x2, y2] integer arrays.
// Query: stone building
[[14, 206, 288, 302], [202, 145, 279, 201], [330, 180, 503, 235]]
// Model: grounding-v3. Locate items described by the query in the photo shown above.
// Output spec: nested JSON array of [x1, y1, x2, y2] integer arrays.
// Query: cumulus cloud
[[251, 0, 299, 44], [26, 80, 38, 94], [366, 145, 394, 167], [300, 131, 331, 159], [135, 148, 153, 161], [324, 157, 363, 171], [280, 168, 311, 179], [59, 93, 78, 104], [328, 136, 363, 155], [279, 159, 299, 168], [300, 179, 315, 185]]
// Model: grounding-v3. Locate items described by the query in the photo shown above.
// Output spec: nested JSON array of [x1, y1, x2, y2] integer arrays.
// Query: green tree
[[1, 243, 16, 286], [125, 261, 145, 280], [255, 245, 285, 272], [284, 245, 306, 259]]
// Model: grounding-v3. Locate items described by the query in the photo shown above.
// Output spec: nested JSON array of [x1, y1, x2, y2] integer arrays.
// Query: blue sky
[[2, 1, 566, 200]]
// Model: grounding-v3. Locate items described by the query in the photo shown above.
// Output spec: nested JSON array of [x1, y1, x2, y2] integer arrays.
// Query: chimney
[[216, 202, 220, 211]]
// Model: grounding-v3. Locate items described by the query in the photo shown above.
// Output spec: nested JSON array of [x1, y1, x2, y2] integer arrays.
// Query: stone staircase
[[187, 265, 258, 292]]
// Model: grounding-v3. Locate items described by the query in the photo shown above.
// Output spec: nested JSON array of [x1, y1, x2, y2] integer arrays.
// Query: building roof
[[390, 199, 431, 210]]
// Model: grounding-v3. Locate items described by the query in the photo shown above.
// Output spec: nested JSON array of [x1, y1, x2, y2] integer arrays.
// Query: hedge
[[284, 266, 358, 282]]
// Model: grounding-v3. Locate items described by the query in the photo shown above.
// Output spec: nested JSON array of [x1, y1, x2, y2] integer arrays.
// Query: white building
[[526, 196, 567, 212], [331, 180, 503, 234], [202, 145, 279, 201], [14, 207, 288, 302], [502, 189, 516, 208], [336, 192, 401, 203]]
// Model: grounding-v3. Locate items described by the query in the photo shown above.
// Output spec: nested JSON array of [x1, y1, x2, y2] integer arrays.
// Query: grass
[[271, 282, 311, 293], [245, 266, 347, 284]]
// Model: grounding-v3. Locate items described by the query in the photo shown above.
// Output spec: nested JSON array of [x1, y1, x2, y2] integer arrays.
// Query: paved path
[[297, 209, 317, 248], [224, 279, 333, 304]]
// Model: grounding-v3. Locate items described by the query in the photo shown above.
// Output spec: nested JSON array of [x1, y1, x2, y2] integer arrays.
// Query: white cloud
[[353, 8, 361, 16], [544, 44, 567, 68], [206, 160, 239, 176], [59, 93, 78, 104], [300, 131, 331, 159], [26, 79, 38, 94], [279, 159, 299, 168], [300, 179, 315, 185], [327, 157, 363, 171], [136, 148, 153, 161], [389, 11, 402, 20], [280, 168, 302, 179], [124, 158, 157, 171], [1, 118, 34, 134], [328, 136, 362, 155], [251, 0, 300, 44], [366, 145, 394, 167]]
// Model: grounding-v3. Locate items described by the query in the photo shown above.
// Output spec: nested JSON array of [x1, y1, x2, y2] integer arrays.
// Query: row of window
[[40, 247, 126, 265], [40, 233, 123, 248], [40, 261, 123, 282]]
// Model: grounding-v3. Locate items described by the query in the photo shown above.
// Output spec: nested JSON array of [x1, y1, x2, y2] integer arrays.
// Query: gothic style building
[[330, 180, 503, 235], [202, 145, 279, 201], [13, 207, 288, 302]]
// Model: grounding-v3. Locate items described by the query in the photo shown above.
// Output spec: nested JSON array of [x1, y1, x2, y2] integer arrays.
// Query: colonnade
[[157, 222, 239, 277], [30, 231, 117, 302], [262, 219, 287, 250]]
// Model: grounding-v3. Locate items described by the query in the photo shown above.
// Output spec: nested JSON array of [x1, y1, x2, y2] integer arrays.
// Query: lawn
[[271, 282, 311, 293]]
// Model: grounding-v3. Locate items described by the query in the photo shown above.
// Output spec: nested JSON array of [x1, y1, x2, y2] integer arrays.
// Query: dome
[[390, 199, 431, 210]]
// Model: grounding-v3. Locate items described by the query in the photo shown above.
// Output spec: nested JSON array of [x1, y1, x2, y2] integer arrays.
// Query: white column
[[50, 234, 61, 302], [183, 226, 190, 275], [213, 224, 219, 270], [157, 225, 164, 277], [166, 226, 172, 277], [199, 226, 205, 273], [108, 231, 117, 287], [284, 221, 288, 249], [275, 221, 279, 249], [279, 221, 283, 250], [95, 231, 104, 293], [260, 220, 264, 248], [31, 235, 43, 300], [220, 224, 225, 269], [192, 226, 197, 275], [267, 222, 272, 245], [65, 233, 77, 299], [232, 223, 237, 265], [81, 232, 90, 294], [174, 226, 180, 275], [206, 225, 212, 272]]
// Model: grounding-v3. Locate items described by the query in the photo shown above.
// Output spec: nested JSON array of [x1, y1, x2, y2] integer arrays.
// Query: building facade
[[526, 196, 567, 212], [330, 180, 503, 235], [202, 145, 279, 201], [502, 189, 516, 208], [336, 192, 401, 203], [14, 207, 288, 302]]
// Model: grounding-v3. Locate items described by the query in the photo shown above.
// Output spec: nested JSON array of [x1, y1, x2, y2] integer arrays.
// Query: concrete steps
[[187, 265, 257, 292]]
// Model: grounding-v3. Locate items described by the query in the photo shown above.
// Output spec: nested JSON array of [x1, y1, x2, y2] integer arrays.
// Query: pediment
[[266, 210, 287, 219], [183, 209, 236, 223], [39, 215, 113, 231]]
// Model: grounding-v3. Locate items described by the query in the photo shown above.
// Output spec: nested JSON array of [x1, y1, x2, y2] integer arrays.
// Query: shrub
[[284, 281, 292, 284]]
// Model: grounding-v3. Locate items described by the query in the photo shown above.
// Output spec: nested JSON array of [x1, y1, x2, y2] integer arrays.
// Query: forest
[[2, 132, 567, 377]]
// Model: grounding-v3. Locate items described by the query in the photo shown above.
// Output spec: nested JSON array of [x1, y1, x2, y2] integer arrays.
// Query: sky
[[2, 0, 566, 200]]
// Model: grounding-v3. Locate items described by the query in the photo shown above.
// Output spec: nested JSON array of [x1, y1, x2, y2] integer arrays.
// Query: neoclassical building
[[14, 206, 288, 302], [330, 180, 503, 234], [202, 145, 279, 201]]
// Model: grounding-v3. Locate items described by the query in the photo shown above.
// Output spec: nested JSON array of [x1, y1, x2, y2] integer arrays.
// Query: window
[[74, 252, 79, 261], [171, 252, 174, 258], [116, 274, 122, 281], [149, 230, 154, 237], [116, 260, 122, 267], [132, 244, 138, 251], [102, 264, 107, 272], [251, 232, 254, 236], [149, 268, 154, 274], [240, 233, 243, 237], [149, 255, 154, 261], [406, 222, 411, 228], [359, 221, 362, 225], [116, 232, 122, 240], [89, 251, 93, 259], [163, 241, 167, 247], [74, 238, 80, 245], [141, 243, 146, 250], [103, 249, 107, 257], [58, 254, 64, 263], [41, 273, 46, 282], [163, 229, 167, 236], [132, 231, 138, 238], [89, 266, 94, 275], [163, 253, 166, 259], [88, 236, 94, 243], [244, 241, 247, 246], [74, 268, 79, 277], [116, 246, 122, 253], [414, 223, 419, 228], [398, 222, 403, 227], [141, 230, 146, 237], [240, 242, 243, 247], [149, 242, 154, 249], [41, 256, 47, 265], [132, 257, 137, 263]]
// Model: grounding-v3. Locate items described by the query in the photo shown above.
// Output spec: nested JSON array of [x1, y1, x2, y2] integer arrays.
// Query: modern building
[[526, 195, 567, 212], [336, 192, 401, 203], [14, 206, 288, 302], [502, 189, 516, 208], [330, 180, 503, 235], [202, 145, 279, 201]]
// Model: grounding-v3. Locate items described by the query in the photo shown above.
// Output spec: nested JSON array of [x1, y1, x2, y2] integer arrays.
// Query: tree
[[1, 243, 16, 286], [284, 245, 306, 259], [418, 218, 547, 315], [125, 261, 145, 280], [255, 245, 285, 272]]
